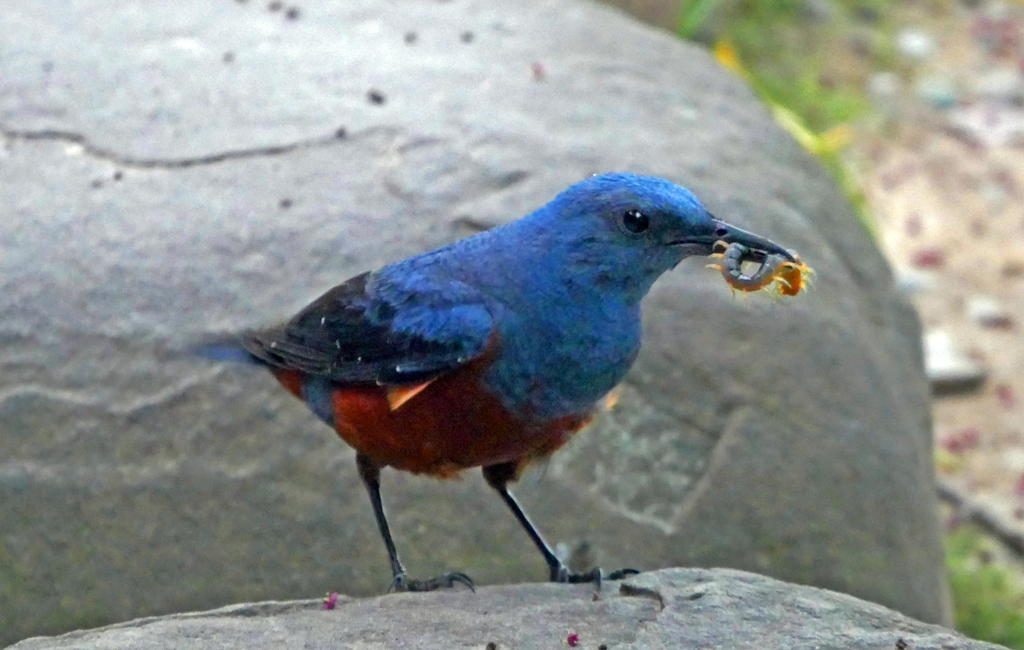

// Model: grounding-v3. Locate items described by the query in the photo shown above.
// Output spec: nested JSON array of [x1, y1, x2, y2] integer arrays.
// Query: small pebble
[[947, 104, 1024, 148], [404, 31, 417, 44], [268, 1, 282, 10], [911, 248, 945, 268], [896, 28, 936, 62], [967, 295, 1013, 328], [335, 126, 347, 139], [285, 6, 300, 20], [367, 89, 386, 105], [279, 198, 293, 209], [113, 171, 123, 181], [223, 51, 235, 64], [531, 62, 546, 81], [894, 267, 936, 295], [460, 31, 474, 43], [924, 330, 986, 396]]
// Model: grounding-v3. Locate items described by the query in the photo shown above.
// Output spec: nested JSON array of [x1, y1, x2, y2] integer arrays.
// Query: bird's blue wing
[[239, 271, 494, 385]]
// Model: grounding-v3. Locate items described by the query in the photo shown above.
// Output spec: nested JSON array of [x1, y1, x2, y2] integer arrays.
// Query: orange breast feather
[[326, 357, 592, 478]]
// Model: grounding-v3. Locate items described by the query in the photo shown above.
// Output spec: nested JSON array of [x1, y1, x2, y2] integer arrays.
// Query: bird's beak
[[671, 216, 796, 263]]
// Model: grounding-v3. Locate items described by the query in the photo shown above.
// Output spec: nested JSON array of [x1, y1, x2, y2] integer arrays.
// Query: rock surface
[[8, 569, 1000, 650], [0, 0, 947, 644]]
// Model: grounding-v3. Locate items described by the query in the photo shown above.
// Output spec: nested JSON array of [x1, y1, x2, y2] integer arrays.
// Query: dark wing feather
[[240, 272, 494, 385]]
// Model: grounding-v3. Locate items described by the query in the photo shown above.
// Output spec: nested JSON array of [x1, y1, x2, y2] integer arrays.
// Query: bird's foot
[[389, 571, 475, 593], [549, 565, 640, 587], [606, 568, 641, 580]]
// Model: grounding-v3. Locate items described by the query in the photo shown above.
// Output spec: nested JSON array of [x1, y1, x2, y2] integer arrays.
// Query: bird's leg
[[482, 462, 639, 587], [355, 453, 473, 592]]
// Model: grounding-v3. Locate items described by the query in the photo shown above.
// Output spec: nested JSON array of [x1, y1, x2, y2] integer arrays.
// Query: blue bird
[[204, 172, 796, 592]]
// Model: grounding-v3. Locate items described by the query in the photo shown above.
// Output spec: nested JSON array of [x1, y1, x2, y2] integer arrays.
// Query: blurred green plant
[[682, 1, 878, 236], [678, 0, 882, 130], [677, 0, 727, 39], [947, 527, 1024, 649]]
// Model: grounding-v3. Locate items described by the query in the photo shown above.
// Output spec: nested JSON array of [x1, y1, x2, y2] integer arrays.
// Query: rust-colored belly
[[272, 361, 592, 478]]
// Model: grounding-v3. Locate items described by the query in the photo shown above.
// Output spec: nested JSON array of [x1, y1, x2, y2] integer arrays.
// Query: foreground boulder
[[0, 0, 946, 643], [9, 569, 997, 650]]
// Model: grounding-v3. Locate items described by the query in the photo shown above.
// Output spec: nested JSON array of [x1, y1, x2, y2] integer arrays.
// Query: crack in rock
[[0, 124, 393, 169], [0, 366, 223, 416], [619, 582, 666, 611], [0, 459, 275, 489]]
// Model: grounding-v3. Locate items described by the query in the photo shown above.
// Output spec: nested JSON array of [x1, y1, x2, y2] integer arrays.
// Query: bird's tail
[[191, 337, 264, 365]]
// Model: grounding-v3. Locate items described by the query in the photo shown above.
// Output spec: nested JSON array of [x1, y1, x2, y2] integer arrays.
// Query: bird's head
[[533, 172, 794, 298]]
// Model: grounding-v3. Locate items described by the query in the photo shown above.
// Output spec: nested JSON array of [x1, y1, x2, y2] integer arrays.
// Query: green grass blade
[[678, 0, 727, 39]]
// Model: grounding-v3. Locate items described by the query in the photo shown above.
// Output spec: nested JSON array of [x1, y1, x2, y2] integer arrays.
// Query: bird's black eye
[[715, 226, 729, 237], [622, 209, 649, 234]]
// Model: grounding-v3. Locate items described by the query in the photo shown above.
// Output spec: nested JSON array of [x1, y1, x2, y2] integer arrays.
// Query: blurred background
[[605, 0, 1024, 645]]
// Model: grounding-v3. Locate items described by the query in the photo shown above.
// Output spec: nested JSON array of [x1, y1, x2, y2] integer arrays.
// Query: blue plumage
[[370, 173, 735, 419]]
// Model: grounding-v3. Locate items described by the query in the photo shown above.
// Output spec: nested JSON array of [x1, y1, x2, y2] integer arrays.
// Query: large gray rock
[[9, 569, 997, 650], [0, 0, 947, 645]]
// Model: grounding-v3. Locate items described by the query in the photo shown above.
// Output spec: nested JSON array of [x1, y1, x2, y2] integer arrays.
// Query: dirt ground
[[848, 1, 1024, 533]]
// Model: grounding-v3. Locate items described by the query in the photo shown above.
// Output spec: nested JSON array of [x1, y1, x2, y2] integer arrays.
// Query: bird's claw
[[550, 565, 640, 588], [606, 568, 640, 580], [389, 571, 475, 593]]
